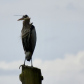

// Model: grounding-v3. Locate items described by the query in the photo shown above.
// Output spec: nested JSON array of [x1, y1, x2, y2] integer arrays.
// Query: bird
[[18, 15, 36, 66]]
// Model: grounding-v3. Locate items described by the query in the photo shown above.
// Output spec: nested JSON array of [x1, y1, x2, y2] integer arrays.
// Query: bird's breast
[[21, 25, 31, 38]]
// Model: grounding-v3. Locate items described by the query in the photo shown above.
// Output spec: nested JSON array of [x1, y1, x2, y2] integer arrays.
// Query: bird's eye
[[24, 15, 28, 18]]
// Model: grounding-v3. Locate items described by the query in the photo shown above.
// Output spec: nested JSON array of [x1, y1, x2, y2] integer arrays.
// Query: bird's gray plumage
[[18, 15, 36, 65], [21, 24, 36, 61]]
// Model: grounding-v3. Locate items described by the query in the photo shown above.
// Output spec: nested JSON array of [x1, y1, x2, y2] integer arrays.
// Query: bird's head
[[17, 15, 30, 21]]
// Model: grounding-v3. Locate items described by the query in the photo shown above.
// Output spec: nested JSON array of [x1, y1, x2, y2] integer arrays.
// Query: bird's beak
[[17, 17, 24, 21]]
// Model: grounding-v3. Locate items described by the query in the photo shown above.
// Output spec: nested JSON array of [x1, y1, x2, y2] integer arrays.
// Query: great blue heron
[[18, 15, 36, 66]]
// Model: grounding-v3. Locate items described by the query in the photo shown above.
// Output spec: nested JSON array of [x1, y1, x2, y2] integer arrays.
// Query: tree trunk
[[19, 65, 43, 84]]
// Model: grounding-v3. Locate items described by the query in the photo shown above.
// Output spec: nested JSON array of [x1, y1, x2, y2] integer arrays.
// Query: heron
[[18, 15, 36, 66]]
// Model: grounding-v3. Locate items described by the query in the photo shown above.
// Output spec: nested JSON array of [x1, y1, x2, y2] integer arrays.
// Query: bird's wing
[[30, 25, 36, 53]]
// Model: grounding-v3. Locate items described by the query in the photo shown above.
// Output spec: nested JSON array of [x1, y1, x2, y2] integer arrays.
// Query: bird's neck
[[21, 19, 32, 38], [23, 19, 30, 26]]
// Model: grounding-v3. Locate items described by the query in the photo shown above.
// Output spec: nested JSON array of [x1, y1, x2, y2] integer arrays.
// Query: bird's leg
[[19, 58, 26, 69], [24, 58, 26, 66], [31, 57, 33, 67], [23, 51, 27, 66]]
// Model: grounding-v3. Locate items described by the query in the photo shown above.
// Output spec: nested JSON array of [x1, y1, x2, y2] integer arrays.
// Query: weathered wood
[[19, 65, 43, 84]]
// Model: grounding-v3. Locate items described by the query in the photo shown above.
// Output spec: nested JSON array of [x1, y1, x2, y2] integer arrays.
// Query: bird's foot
[[19, 63, 25, 69]]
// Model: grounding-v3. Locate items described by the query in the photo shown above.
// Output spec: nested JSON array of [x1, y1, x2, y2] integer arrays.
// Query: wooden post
[[19, 65, 43, 84]]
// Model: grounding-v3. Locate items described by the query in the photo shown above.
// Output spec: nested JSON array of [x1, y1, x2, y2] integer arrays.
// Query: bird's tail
[[25, 52, 32, 61]]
